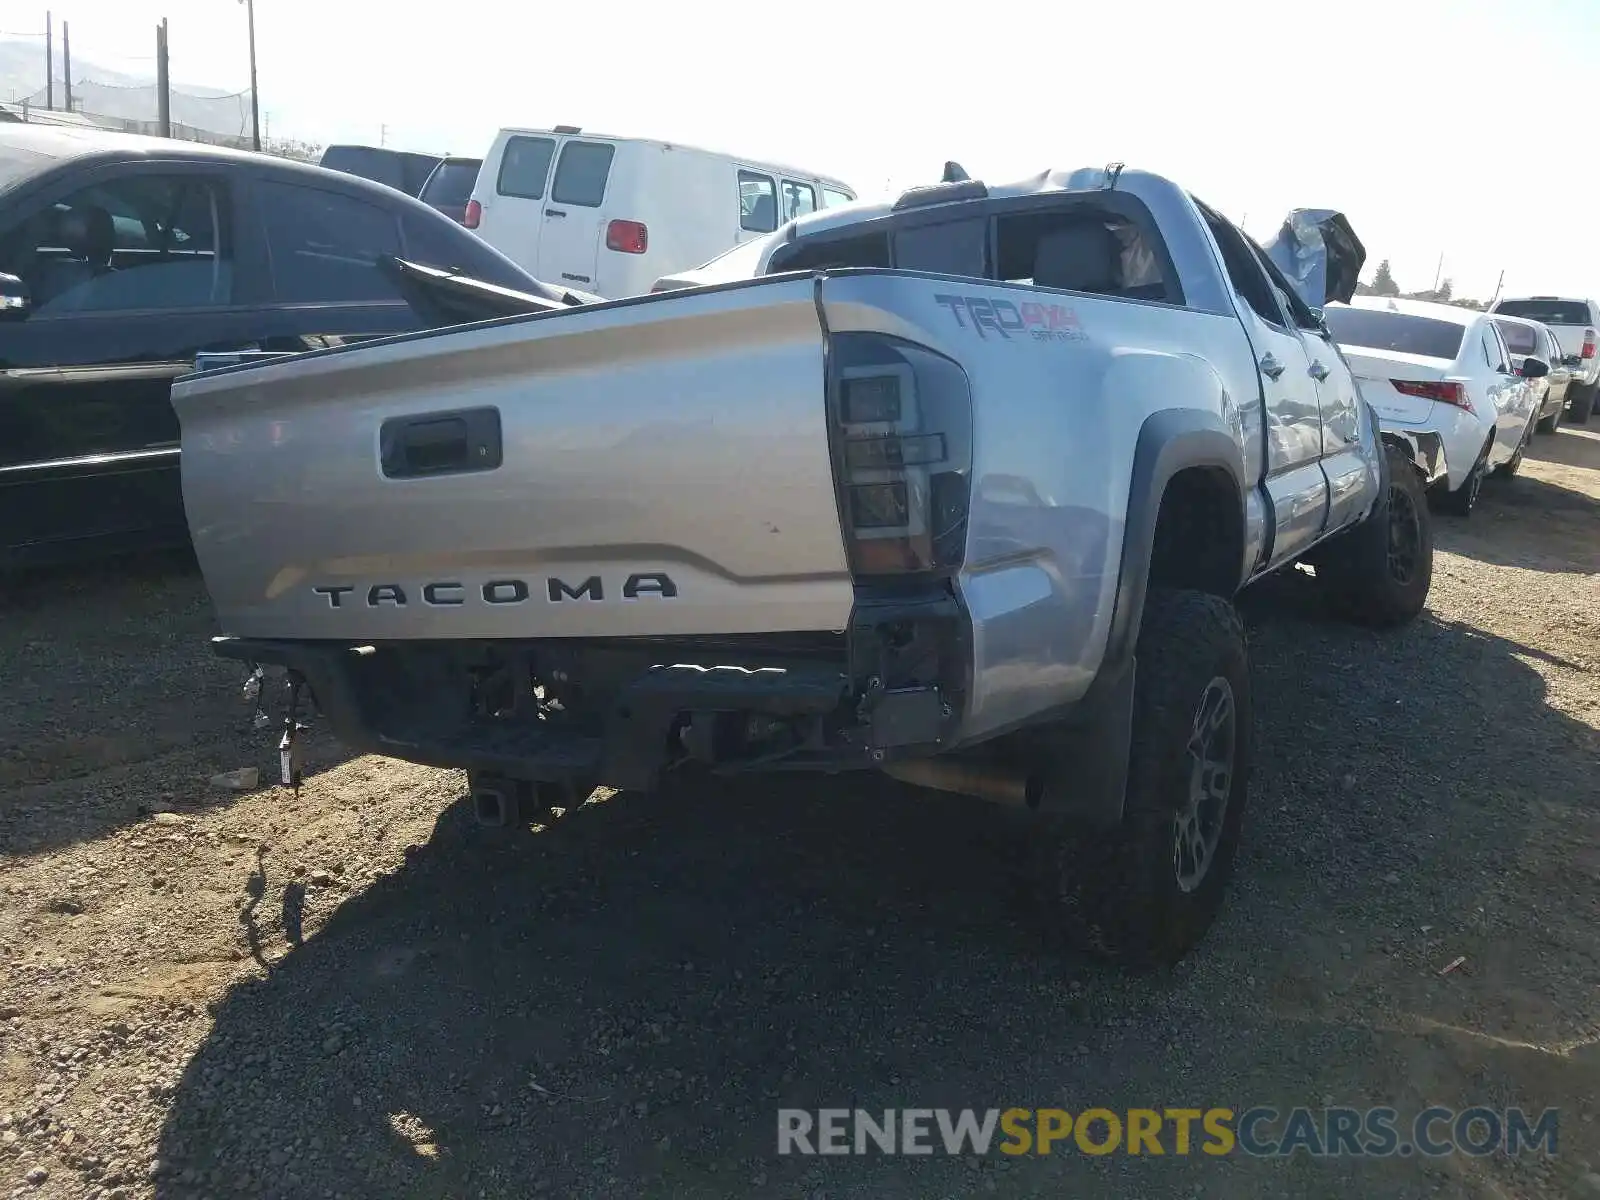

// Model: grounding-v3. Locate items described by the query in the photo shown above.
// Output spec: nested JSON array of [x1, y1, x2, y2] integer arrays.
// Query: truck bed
[[178, 266, 1269, 750]]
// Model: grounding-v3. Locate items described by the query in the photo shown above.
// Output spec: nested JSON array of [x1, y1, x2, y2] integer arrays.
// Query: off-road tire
[[1569, 381, 1596, 424], [1051, 589, 1252, 968], [1317, 444, 1433, 626]]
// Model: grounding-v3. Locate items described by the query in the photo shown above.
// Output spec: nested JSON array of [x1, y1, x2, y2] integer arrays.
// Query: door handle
[[1308, 360, 1330, 382], [1259, 353, 1286, 380], [380, 407, 502, 479], [545, 208, 567, 219]]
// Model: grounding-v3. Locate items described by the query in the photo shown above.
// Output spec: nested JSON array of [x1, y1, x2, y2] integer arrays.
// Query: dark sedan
[[0, 125, 563, 569]]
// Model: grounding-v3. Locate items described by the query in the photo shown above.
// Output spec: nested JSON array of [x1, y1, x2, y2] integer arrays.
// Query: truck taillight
[[605, 219, 648, 254], [827, 334, 973, 578], [463, 199, 482, 229], [1392, 379, 1473, 414], [1583, 328, 1596, 359]]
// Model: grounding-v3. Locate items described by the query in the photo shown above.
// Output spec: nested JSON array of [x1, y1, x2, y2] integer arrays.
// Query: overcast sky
[[11, 0, 1600, 301]]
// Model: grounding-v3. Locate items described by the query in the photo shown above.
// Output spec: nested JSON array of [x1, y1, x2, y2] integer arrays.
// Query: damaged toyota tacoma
[[173, 164, 1434, 964]]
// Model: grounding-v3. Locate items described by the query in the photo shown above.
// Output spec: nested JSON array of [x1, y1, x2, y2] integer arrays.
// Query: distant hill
[[0, 38, 250, 139]]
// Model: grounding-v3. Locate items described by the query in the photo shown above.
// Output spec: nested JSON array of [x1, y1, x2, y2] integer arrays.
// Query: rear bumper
[[1377, 400, 1496, 491], [214, 635, 879, 792], [1375, 425, 1449, 488], [212, 590, 1134, 828], [211, 580, 981, 792]]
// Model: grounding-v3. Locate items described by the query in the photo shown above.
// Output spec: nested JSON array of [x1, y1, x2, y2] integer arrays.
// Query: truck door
[[537, 139, 615, 294], [1251, 243, 1371, 535], [1203, 214, 1329, 568]]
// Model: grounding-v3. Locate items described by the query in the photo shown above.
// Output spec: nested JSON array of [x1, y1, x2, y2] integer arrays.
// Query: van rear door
[[536, 138, 617, 294], [474, 132, 559, 276]]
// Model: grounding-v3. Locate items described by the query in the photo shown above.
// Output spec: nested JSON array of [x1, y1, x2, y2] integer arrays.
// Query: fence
[[1, 99, 319, 163]]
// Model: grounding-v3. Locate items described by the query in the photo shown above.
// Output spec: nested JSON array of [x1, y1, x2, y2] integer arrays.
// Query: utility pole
[[1432, 252, 1444, 293], [61, 20, 71, 114], [241, 0, 261, 151], [45, 11, 53, 110], [155, 19, 171, 137], [379, 123, 388, 147], [1490, 269, 1505, 308]]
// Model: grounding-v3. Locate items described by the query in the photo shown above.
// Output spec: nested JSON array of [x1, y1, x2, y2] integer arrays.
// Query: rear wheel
[[1049, 589, 1251, 967], [1492, 417, 1535, 479], [1432, 440, 1488, 517], [1570, 381, 1596, 424], [1319, 443, 1433, 626]]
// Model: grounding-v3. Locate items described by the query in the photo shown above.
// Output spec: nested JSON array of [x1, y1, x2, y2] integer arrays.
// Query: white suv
[[1489, 296, 1599, 423]]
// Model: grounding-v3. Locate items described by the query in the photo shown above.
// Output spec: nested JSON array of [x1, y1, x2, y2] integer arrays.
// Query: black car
[[0, 124, 571, 569], [317, 145, 443, 198], [417, 155, 483, 225]]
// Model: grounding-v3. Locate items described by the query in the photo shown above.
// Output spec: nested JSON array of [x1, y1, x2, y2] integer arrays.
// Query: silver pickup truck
[[173, 165, 1435, 964]]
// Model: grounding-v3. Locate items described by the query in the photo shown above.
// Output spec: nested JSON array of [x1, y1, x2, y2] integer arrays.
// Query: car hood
[[376, 256, 599, 325], [1263, 209, 1366, 307]]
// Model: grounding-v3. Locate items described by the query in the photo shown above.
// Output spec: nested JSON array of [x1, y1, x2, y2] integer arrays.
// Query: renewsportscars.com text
[[777, 1107, 1559, 1158]]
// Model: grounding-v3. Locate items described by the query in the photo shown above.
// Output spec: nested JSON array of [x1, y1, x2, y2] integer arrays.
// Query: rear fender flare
[[1105, 409, 1247, 668], [1030, 409, 1245, 830]]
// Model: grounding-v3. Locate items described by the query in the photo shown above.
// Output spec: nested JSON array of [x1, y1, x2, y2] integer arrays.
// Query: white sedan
[[1323, 297, 1545, 516]]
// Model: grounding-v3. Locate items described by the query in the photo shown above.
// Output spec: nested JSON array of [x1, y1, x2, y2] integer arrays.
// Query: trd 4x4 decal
[[934, 293, 1089, 343]]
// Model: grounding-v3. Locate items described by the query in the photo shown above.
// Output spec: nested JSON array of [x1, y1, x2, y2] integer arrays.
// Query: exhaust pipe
[[882, 759, 1043, 809]]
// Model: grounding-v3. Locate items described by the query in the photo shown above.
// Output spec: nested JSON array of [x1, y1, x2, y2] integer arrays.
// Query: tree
[[1371, 259, 1400, 296], [1437, 277, 1453, 302]]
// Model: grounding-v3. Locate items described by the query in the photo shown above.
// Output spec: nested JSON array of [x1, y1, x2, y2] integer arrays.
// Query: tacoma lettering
[[311, 573, 679, 608], [548, 576, 602, 602]]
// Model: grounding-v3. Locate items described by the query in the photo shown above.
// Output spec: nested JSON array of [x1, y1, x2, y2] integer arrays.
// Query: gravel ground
[[2, 429, 1598, 1200]]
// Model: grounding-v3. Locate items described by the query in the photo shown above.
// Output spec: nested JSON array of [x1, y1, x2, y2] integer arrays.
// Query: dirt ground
[[2, 427, 1598, 1200]]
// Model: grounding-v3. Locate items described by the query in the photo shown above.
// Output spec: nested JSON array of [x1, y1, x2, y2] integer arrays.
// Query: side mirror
[[1521, 356, 1550, 380], [1563, 353, 1583, 368], [0, 271, 29, 320]]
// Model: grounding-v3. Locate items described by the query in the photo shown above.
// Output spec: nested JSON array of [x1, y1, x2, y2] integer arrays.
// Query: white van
[[464, 126, 857, 299]]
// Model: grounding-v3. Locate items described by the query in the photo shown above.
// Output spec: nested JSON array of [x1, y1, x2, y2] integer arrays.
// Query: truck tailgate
[[173, 277, 854, 640]]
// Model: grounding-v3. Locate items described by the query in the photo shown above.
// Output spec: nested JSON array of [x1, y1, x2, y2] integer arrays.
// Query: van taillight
[[827, 334, 973, 578], [463, 199, 482, 229], [1583, 328, 1596, 359], [605, 219, 648, 254]]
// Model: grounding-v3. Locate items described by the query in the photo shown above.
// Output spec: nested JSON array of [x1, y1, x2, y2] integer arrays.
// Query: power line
[[66, 76, 252, 97]]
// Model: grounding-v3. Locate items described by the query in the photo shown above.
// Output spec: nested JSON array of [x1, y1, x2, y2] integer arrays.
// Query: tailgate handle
[[380, 407, 502, 479]]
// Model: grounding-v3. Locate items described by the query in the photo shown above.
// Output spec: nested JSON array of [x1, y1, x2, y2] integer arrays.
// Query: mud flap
[[1035, 652, 1135, 827]]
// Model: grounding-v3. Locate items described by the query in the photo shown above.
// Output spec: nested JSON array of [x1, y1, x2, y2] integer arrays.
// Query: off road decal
[[934, 294, 1089, 343]]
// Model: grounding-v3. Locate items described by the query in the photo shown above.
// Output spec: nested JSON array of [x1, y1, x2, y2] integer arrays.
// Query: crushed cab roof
[[787, 164, 1148, 239]]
